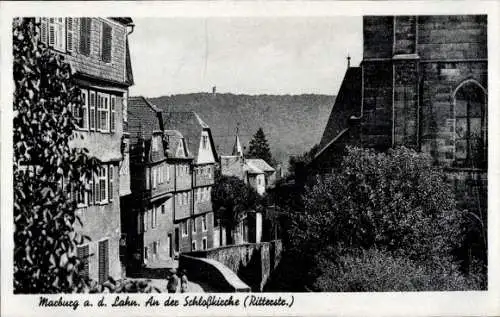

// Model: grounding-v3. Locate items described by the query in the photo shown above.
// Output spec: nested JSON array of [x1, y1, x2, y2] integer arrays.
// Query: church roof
[[232, 135, 243, 156], [316, 66, 361, 155], [246, 158, 275, 173]]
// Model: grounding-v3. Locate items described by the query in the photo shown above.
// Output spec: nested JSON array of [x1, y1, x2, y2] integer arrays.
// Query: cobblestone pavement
[[127, 277, 218, 293]]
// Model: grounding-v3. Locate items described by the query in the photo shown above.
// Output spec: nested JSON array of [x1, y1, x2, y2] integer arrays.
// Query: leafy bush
[[13, 18, 100, 293], [291, 146, 464, 265], [212, 174, 264, 243], [13, 18, 156, 294], [312, 248, 483, 292]]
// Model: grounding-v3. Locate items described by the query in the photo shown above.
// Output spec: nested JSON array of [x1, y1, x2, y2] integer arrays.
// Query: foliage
[[85, 278, 161, 293], [212, 174, 264, 239], [150, 93, 334, 167], [288, 143, 319, 176], [13, 18, 101, 293], [247, 128, 275, 166], [291, 146, 464, 265], [312, 248, 483, 292]]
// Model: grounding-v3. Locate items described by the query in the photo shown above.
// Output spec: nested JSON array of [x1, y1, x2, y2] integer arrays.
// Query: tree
[[13, 18, 159, 295], [285, 146, 478, 291], [13, 18, 100, 293], [212, 174, 264, 244], [288, 143, 320, 177], [247, 128, 274, 165]]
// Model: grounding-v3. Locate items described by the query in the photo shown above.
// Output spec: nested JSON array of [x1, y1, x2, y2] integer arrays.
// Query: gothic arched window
[[454, 80, 487, 167]]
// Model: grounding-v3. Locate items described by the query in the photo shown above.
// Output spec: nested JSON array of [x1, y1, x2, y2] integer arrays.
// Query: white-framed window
[[152, 136, 158, 153], [49, 18, 66, 52], [158, 164, 162, 184], [88, 177, 94, 205], [152, 207, 157, 229], [202, 237, 207, 250], [110, 95, 116, 132], [144, 210, 149, 232], [96, 166, 108, 204], [161, 204, 165, 214], [144, 246, 149, 260], [192, 241, 197, 251], [153, 241, 159, 256], [152, 166, 157, 189], [137, 213, 143, 234], [202, 214, 207, 232], [145, 167, 150, 190], [73, 89, 89, 130], [202, 135, 208, 149], [109, 165, 114, 202], [97, 93, 110, 132], [182, 221, 188, 237], [89, 91, 96, 131], [192, 217, 197, 233], [166, 164, 170, 181]]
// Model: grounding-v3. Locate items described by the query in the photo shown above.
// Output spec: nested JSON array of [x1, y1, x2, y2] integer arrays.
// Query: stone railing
[[187, 240, 283, 291], [179, 254, 250, 292]]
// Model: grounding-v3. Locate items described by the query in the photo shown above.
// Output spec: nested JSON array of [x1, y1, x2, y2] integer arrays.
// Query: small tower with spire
[[347, 53, 351, 69], [232, 123, 243, 158]]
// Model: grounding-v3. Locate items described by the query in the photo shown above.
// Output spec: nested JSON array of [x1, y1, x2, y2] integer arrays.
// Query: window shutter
[[98, 240, 109, 284], [40, 18, 48, 44], [77, 245, 90, 279], [66, 17, 74, 52], [48, 18, 55, 47], [101, 22, 112, 63], [79, 18, 91, 56], [109, 165, 113, 202]]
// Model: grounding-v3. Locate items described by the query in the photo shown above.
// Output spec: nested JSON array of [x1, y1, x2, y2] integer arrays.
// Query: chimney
[[212, 86, 216, 97], [347, 54, 351, 68]]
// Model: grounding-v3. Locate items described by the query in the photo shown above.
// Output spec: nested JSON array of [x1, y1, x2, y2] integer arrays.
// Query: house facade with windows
[[125, 98, 218, 272], [161, 111, 218, 253], [311, 16, 487, 258], [38, 17, 135, 283], [220, 134, 276, 244]]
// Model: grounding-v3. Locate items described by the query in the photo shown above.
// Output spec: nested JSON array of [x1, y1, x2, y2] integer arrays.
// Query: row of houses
[[38, 17, 277, 282], [122, 96, 219, 272]]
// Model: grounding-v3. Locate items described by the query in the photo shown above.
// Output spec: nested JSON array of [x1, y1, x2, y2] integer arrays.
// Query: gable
[[196, 130, 216, 164]]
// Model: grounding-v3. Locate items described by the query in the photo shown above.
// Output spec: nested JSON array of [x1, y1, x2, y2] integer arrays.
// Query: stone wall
[[179, 255, 251, 292], [187, 240, 283, 291]]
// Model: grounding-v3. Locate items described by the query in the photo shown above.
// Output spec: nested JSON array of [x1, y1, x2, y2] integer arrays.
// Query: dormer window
[[202, 135, 208, 149], [152, 136, 159, 153]]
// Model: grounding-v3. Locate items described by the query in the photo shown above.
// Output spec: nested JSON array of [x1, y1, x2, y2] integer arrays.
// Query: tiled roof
[[246, 159, 275, 173], [128, 96, 162, 144], [244, 163, 263, 175], [220, 155, 245, 178], [158, 110, 216, 161], [164, 129, 192, 159], [317, 67, 361, 153]]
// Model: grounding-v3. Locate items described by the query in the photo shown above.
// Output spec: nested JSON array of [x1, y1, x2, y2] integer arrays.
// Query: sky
[[129, 17, 362, 97]]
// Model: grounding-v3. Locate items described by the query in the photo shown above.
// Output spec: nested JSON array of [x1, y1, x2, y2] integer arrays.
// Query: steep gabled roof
[[244, 161, 264, 175], [317, 67, 361, 154], [128, 96, 162, 144], [164, 129, 193, 160], [246, 158, 275, 173], [159, 110, 217, 162]]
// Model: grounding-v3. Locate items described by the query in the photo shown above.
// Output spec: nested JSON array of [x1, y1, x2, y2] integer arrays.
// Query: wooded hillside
[[150, 93, 335, 169]]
